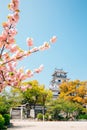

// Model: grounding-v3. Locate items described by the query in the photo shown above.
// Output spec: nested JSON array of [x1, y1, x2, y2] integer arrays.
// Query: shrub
[[44, 113, 49, 121], [0, 114, 5, 129], [0, 104, 9, 115], [37, 113, 43, 120], [78, 114, 87, 119], [3, 114, 10, 126]]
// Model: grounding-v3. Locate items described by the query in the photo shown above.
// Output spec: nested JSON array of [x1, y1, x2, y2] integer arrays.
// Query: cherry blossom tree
[[0, 0, 57, 92]]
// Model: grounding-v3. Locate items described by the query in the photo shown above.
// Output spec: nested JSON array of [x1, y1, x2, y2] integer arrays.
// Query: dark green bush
[[0, 105, 9, 115], [3, 114, 10, 126], [37, 113, 43, 120], [0, 114, 5, 129], [78, 114, 87, 119]]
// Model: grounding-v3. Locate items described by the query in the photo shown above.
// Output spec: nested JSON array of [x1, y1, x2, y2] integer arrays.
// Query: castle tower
[[49, 68, 69, 99]]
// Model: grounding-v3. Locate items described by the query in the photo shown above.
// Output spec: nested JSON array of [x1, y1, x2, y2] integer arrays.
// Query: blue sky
[[0, 0, 87, 88]]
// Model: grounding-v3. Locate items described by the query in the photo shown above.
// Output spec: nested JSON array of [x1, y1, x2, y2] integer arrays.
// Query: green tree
[[22, 80, 41, 108], [22, 80, 52, 119], [22, 80, 52, 107], [0, 94, 10, 115], [0, 87, 23, 117], [7, 87, 23, 108], [47, 99, 84, 121]]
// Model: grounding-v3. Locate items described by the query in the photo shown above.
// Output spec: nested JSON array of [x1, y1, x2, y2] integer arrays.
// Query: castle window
[[58, 80, 61, 83]]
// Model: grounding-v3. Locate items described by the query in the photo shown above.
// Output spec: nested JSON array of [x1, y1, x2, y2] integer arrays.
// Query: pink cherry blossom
[[7, 62, 15, 71], [0, 35, 4, 42], [39, 43, 49, 51], [0, 0, 56, 92], [13, 12, 19, 23], [8, 12, 19, 24], [1, 31, 8, 41], [30, 47, 38, 53], [20, 86, 27, 92], [7, 37, 15, 44], [43, 42, 50, 49], [50, 36, 57, 43], [23, 51, 31, 57], [8, 2, 14, 11], [8, 29, 17, 37], [14, 50, 24, 60], [8, 44, 18, 52], [9, 0, 19, 11], [20, 73, 27, 80], [39, 42, 50, 51], [2, 53, 10, 61], [34, 64, 44, 73], [26, 70, 34, 78], [2, 22, 10, 29], [26, 38, 33, 47]]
